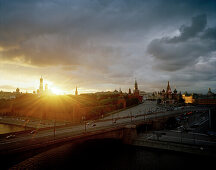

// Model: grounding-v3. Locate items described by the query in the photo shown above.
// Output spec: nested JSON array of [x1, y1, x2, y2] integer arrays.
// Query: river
[[24, 139, 213, 170]]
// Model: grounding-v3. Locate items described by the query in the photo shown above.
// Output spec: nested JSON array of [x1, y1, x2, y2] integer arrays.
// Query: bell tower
[[75, 86, 78, 96], [39, 76, 43, 93], [133, 79, 139, 96]]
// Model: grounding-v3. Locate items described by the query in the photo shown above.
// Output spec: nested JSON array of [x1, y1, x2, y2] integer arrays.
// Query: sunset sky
[[0, 0, 216, 94]]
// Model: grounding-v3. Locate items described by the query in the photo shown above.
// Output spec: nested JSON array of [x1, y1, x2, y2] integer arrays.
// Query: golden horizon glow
[[50, 86, 65, 95]]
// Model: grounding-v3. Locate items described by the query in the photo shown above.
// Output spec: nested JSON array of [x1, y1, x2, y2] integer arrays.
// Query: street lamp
[[130, 111, 132, 122], [83, 116, 86, 132], [112, 113, 113, 124], [25, 119, 29, 131], [54, 112, 56, 141], [84, 121, 87, 132]]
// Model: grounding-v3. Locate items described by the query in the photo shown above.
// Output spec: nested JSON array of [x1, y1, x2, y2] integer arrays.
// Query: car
[[177, 125, 185, 131], [30, 130, 37, 134], [6, 134, 15, 139]]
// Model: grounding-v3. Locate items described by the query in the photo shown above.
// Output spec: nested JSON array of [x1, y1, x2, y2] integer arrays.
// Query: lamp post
[[25, 119, 29, 131], [83, 116, 86, 132], [143, 110, 145, 120], [54, 112, 56, 141], [84, 121, 86, 132], [130, 111, 132, 122]]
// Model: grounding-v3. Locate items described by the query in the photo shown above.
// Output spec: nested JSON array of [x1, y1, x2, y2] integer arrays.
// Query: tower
[[16, 88, 20, 93], [129, 88, 131, 94], [166, 81, 172, 94], [39, 76, 43, 93], [133, 79, 139, 96], [45, 84, 48, 93], [207, 88, 214, 96], [75, 86, 78, 96], [134, 79, 138, 90]]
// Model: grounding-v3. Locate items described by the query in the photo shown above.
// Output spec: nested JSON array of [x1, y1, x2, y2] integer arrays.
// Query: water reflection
[[0, 123, 26, 134]]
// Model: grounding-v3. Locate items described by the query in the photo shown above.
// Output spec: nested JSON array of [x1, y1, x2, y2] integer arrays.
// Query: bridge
[[0, 101, 208, 168]]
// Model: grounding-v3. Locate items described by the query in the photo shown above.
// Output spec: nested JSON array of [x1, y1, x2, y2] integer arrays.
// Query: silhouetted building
[[133, 79, 139, 96], [16, 88, 20, 93], [39, 76, 43, 93], [207, 88, 214, 96], [128, 88, 131, 94], [75, 86, 78, 96], [45, 84, 48, 92], [0, 88, 22, 99], [127, 80, 143, 103], [158, 81, 182, 104]]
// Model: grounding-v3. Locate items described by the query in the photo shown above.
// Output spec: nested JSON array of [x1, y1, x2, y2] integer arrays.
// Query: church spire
[[75, 86, 78, 96], [134, 79, 138, 90], [166, 81, 171, 94]]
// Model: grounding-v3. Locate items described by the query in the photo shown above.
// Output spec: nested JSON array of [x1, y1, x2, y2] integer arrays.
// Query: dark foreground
[[9, 139, 215, 170]]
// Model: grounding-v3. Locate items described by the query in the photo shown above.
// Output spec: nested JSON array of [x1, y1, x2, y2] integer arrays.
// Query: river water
[[32, 139, 214, 170], [0, 123, 26, 134]]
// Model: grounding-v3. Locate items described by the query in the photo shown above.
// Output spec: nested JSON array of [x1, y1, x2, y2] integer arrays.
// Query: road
[[0, 101, 203, 155]]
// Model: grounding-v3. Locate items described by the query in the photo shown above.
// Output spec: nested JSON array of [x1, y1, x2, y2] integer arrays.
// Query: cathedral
[[158, 81, 182, 104]]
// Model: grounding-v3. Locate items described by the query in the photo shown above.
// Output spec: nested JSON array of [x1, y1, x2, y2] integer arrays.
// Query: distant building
[[128, 80, 143, 103], [139, 91, 148, 100], [75, 86, 78, 96], [16, 88, 20, 93], [37, 76, 51, 95], [207, 88, 214, 97], [182, 93, 195, 104], [128, 88, 131, 94], [39, 76, 43, 93], [0, 88, 22, 99], [158, 81, 182, 104], [133, 79, 139, 96], [183, 88, 216, 105]]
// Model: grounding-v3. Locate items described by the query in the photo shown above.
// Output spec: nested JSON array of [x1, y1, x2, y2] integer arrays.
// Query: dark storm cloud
[[0, 0, 216, 92], [147, 14, 216, 71], [1, 0, 216, 67], [168, 14, 207, 42]]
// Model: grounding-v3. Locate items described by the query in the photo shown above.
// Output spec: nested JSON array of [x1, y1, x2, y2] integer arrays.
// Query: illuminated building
[[182, 94, 194, 104], [182, 88, 216, 105]]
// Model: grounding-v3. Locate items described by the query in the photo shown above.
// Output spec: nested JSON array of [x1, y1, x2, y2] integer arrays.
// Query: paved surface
[[0, 101, 202, 155], [136, 109, 216, 147]]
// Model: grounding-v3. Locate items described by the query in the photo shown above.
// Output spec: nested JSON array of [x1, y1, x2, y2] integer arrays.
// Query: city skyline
[[0, 76, 214, 96], [0, 0, 216, 94]]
